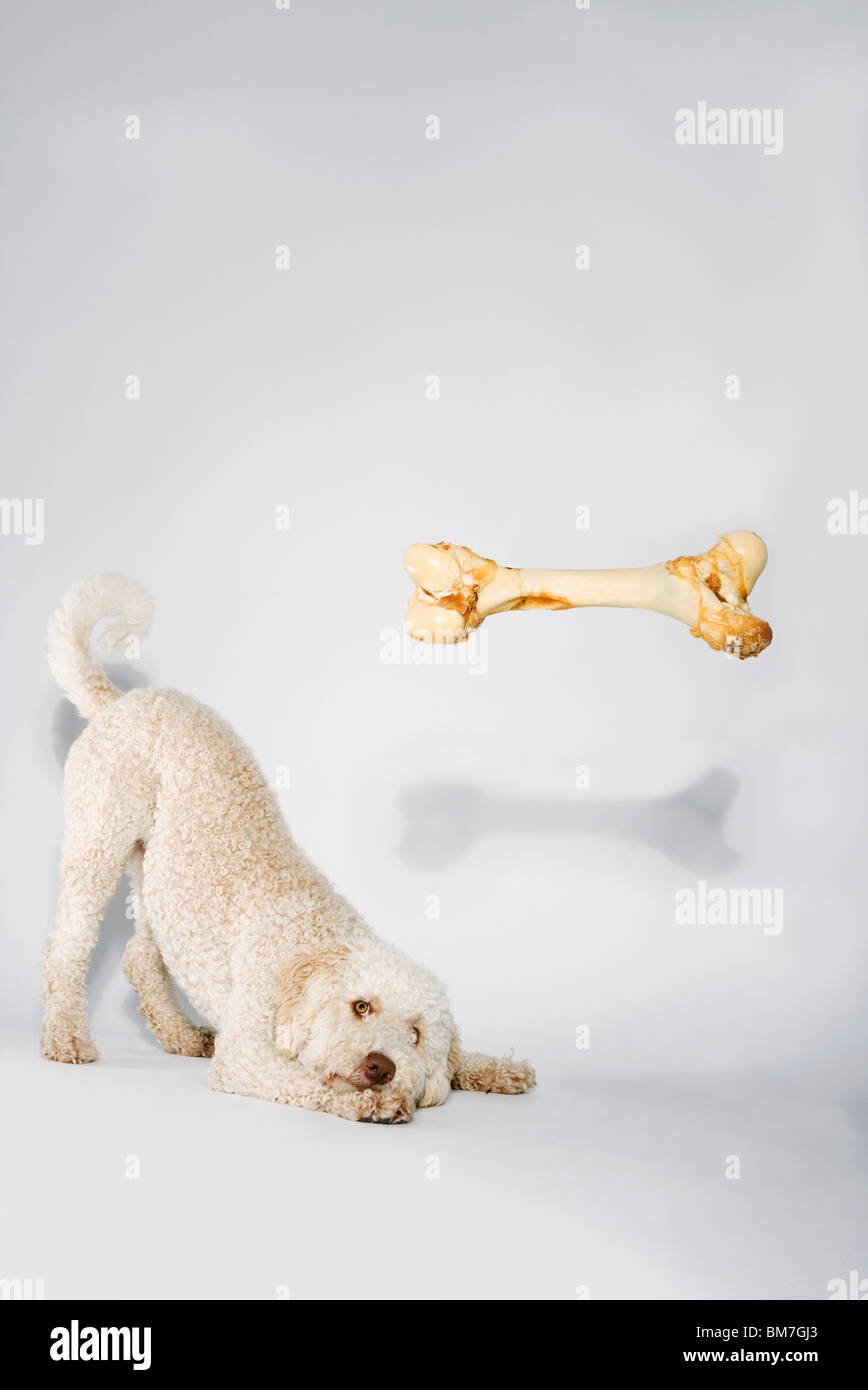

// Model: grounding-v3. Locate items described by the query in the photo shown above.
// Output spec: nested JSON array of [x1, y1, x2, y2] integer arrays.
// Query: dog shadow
[[49, 667, 206, 1035], [397, 768, 741, 875]]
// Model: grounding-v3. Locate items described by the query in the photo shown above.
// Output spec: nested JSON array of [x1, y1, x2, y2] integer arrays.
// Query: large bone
[[404, 531, 772, 658]]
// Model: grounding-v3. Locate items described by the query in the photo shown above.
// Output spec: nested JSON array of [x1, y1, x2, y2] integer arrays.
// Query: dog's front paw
[[492, 1059, 535, 1094], [178, 1026, 215, 1058], [330, 1089, 414, 1124], [364, 1091, 414, 1125], [452, 1050, 536, 1094], [151, 1021, 215, 1058], [370, 1101, 413, 1125]]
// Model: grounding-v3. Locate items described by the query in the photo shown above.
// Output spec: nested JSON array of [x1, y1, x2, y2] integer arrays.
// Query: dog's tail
[[47, 573, 152, 718]]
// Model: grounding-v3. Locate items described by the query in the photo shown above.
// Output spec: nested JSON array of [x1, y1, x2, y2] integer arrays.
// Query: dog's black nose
[[360, 1051, 395, 1087]]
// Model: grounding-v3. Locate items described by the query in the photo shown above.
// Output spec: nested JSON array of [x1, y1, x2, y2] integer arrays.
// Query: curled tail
[[47, 573, 152, 718]]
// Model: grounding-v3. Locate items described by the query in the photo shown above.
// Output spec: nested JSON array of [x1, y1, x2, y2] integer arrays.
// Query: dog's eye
[[352, 1000, 370, 1017], [411, 1026, 421, 1046]]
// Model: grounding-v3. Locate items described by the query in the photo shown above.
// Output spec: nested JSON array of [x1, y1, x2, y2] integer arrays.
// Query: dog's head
[[274, 939, 461, 1122]]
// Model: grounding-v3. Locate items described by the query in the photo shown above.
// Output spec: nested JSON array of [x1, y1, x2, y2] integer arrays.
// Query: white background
[[1, 0, 866, 1299]]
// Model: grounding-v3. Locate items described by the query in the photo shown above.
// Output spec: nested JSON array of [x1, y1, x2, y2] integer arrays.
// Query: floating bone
[[403, 531, 772, 658]]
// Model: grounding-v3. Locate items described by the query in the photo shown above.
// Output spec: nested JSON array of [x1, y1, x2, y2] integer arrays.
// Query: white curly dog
[[41, 575, 535, 1123]]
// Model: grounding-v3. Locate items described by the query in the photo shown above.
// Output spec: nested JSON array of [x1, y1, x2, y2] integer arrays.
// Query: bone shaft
[[489, 563, 682, 617], [519, 564, 660, 607]]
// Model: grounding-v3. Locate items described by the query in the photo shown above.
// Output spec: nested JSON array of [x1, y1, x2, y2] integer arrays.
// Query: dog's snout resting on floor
[[40, 575, 534, 1122]]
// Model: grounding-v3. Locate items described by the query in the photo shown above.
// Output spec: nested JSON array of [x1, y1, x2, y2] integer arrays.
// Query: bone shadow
[[49, 666, 203, 1035], [397, 768, 741, 876]]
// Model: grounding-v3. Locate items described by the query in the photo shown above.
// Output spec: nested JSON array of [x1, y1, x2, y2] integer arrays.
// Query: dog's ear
[[449, 1046, 536, 1095], [447, 1033, 462, 1082], [275, 945, 345, 1055], [418, 1033, 462, 1109]]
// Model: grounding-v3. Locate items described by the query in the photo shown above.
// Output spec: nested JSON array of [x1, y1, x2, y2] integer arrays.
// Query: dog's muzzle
[[351, 1051, 396, 1090]]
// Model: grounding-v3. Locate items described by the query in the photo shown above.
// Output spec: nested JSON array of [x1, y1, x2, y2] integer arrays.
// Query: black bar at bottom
[[5, 1298, 865, 1373]]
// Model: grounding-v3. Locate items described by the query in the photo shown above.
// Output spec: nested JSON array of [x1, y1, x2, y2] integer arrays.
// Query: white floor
[[3, 1029, 864, 1301]]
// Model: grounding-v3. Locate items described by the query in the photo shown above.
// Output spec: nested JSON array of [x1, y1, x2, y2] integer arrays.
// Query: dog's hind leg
[[41, 822, 136, 1065], [121, 847, 215, 1058]]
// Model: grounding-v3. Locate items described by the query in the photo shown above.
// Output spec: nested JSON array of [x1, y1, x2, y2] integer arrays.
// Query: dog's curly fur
[[40, 574, 535, 1122]]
